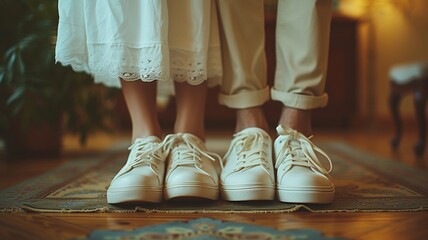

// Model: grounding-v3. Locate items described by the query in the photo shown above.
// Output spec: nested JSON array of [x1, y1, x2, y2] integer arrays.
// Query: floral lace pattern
[[56, 43, 222, 89], [170, 48, 222, 86]]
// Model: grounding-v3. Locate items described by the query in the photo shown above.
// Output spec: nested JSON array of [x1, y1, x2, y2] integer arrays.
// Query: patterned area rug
[[77, 218, 345, 240], [1, 141, 427, 213]]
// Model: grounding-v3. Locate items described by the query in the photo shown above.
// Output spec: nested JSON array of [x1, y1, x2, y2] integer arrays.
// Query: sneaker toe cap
[[279, 167, 334, 189], [221, 167, 274, 186], [167, 167, 218, 185], [111, 169, 161, 188]]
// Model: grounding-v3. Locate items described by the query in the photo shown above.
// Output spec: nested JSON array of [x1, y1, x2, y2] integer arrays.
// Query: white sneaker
[[221, 128, 275, 201], [107, 136, 165, 204], [163, 133, 222, 200], [274, 125, 335, 203]]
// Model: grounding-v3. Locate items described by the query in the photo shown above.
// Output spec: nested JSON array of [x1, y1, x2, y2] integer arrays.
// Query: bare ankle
[[279, 107, 313, 136], [174, 122, 205, 140], [236, 107, 269, 133]]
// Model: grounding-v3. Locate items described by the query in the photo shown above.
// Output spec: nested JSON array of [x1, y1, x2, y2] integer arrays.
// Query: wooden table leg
[[413, 81, 427, 156], [390, 83, 402, 151]]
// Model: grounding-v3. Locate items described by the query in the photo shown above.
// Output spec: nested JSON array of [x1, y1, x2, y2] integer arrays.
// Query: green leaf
[[6, 85, 25, 105], [4, 46, 16, 59], [15, 52, 26, 76], [6, 50, 16, 70], [0, 68, 5, 84], [10, 100, 24, 117]]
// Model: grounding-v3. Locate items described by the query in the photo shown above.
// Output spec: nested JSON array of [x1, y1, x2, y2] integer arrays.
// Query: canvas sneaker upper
[[107, 136, 166, 203], [274, 125, 335, 203], [220, 128, 275, 201], [163, 133, 222, 200]]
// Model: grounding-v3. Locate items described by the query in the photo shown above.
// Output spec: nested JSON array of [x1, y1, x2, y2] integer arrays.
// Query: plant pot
[[4, 116, 63, 159]]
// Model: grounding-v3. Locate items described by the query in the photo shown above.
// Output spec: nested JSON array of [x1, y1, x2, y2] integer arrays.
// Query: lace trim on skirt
[[55, 44, 222, 88]]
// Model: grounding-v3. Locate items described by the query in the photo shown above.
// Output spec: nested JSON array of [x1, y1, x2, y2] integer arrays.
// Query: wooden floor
[[1, 125, 428, 240]]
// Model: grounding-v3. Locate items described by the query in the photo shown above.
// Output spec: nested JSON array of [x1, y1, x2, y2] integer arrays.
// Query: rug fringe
[[17, 204, 426, 214], [0, 207, 26, 213]]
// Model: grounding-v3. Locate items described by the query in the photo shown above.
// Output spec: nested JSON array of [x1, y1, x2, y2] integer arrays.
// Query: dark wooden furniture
[[389, 62, 428, 156]]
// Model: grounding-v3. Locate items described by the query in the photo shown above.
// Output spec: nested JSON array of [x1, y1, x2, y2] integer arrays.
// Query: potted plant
[[0, 0, 118, 158]]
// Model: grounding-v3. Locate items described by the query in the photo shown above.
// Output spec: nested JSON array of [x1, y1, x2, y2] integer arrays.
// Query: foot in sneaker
[[163, 133, 222, 200], [107, 136, 166, 204], [221, 128, 275, 201], [274, 125, 335, 203]]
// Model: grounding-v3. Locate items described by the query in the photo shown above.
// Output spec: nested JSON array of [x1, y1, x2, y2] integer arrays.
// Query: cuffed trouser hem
[[271, 88, 328, 110], [219, 87, 270, 109]]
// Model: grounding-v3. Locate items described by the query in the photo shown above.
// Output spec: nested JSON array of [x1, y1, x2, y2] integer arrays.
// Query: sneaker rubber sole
[[107, 186, 163, 204], [221, 184, 275, 201], [165, 183, 219, 200], [277, 186, 335, 203]]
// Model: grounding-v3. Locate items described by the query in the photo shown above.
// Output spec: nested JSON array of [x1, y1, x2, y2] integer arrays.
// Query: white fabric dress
[[55, 0, 222, 89]]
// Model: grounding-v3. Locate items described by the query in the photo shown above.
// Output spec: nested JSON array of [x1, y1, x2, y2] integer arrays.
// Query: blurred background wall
[[337, 0, 428, 125]]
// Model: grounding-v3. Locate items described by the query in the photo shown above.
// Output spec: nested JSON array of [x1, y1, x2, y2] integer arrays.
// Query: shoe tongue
[[236, 128, 268, 151], [276, 134, 305, 159], [176, 142, 189, 150], [276, 125, 301, 137], [175, 138, 204, 151], [243, 135, 260, 150], [276, 125, 287, 135], [290, 139, 305, 157]]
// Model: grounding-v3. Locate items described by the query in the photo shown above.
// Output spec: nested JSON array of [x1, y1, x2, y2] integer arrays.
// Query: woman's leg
[[163, 0, 221, 200], [120, 79, 162, 141], [108, 79, 165, 204], [173, 82, 207, 140], [163, 81, 223, 200]]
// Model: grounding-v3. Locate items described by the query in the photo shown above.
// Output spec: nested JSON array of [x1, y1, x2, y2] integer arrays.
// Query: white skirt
[[55, 0, 222, 89]]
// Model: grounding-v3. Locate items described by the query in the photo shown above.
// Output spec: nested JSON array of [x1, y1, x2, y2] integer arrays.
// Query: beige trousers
[[216, 0, 332, 110]]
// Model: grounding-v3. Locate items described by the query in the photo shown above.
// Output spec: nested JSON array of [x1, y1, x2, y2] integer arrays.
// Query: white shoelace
[[224, 130, 271, 174], [275, 127, 332, 175], [112, 137, 165, 182], [163, 133, 223, 178]]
